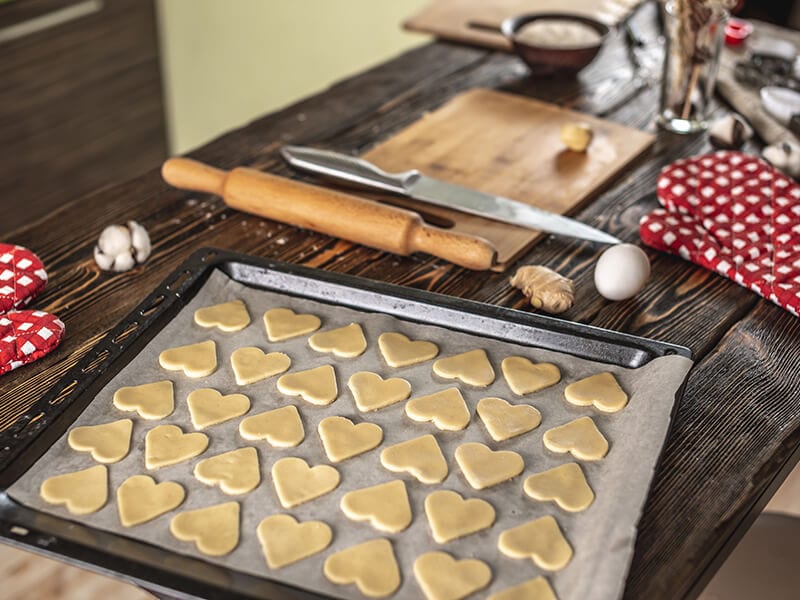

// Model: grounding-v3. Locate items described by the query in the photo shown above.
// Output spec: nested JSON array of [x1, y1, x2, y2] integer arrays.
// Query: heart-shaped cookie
[[433, 349, 495, 387], [187, 388, 250, 430], [271, 457, 340, 508], [194, 447, 261, 495], [277, 365, 338, 405], [0, 244, 48, 312], [489, 577, 558, 600], [380, 434, 448, 484], [543, 416, 609, 461], [424, 490, 495, 543], [113, 380, 174, 419], [263, 307, 321, 341], [340, 480, 412, 533], [309, 323, 367, 358], [0, 310, 65, 375], [239, 405, 304, 447], [318, 416, 383, 462], [413, 551, 492, 600], [405, 388, 470, 431], [40, 465, 107, 515], [477, 397, 541, 442], [116, 475, 185, 527], [524, 462, 594, 512], [159, 340, 217, 378], [145, 424, 209, 469], [501, 356, 561, 396], [194, 299, 250, 332], [67, 419, 133, 464], [498, 515, 573, 571], [378, 332, 439, 367], [230, 347, 290, 385], [564, 372, 628, 413], [454, 442, 524, 490], [170, 501, 240, 557], [323, 538, 401, 598], [348, 371, 411, 412], [257, 514, 332, 569]]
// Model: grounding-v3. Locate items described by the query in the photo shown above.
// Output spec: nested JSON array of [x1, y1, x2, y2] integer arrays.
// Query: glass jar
[[658, 0, 729, 133]]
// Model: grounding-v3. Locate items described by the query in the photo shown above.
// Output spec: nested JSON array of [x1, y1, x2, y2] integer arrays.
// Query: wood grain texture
[[363, 88, 653, 267], [1, 5, 799, 599], [0, 0, 166, 236]]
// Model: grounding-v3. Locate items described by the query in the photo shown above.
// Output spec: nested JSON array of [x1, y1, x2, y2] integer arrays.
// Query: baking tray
[[0, 248, 691, 599]]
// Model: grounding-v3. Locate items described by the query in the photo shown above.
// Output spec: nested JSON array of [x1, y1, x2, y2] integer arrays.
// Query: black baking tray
[[0, 248, 691, 600]]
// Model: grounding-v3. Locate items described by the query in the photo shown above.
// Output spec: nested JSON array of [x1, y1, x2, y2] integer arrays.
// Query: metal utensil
[[281, 145, 621, 245]]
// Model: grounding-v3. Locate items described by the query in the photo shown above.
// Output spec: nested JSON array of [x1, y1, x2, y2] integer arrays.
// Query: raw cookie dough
[[309, 322, 367, 358], [318, 416, 383, 463], [523, 462, 594, 512], [501, 356, 561, 395], [380, 434, 448, 484], [159, 340, 217, 378], [348, 371, 411, 412], [340, 480, 412, 534], [194, 299, 250, 332], [413, 551, 492, 600], [113, 380, 174, 419], [187, 388, 250, 430], [277, 365, 338, 405], [170, 501, 240, 557], [272, 457, 340, 508], [424, 490, 495, 543], [564, 371, 628, 413], [498, 515, 573, 571], [488, 577, 558, 600], [433, 349, 495, 387], [230, 347, 290, 385], [263, 307, 321, 342], [476, 397, 541, 442], [543, 416, 609, 461], [239, 405, 304, 447], [405, 388, 471, 432], [378, 332, 439, 367], [116, 475, 185, 527], [40, 465, 107, 515], [323, 538, 401, 599], [194, 447, 261, 495], [145, 425, 209, 469], [454, 442, 524, 490], [67, 419, 133, 464], [257, 514, 332, 569]]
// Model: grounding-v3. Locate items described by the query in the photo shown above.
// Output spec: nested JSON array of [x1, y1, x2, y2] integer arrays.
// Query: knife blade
[[281, 145, 621, 245]]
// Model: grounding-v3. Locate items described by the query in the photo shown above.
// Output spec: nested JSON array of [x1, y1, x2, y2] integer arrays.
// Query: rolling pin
[[161, 158, 497, 270]]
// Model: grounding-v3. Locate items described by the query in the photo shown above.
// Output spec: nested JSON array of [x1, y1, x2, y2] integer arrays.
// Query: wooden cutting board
[[361, 88, 653, 270], [404, 0, 642, 52]]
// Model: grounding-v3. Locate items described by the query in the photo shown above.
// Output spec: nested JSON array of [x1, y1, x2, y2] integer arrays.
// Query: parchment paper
[[8, 269, 693, 600]]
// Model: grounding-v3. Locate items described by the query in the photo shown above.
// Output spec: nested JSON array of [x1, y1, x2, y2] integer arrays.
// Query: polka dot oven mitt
[[0, 244, 64, 375], [640, 151, 800, 317]]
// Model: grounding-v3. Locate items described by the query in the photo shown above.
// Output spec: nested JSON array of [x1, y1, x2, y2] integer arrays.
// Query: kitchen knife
[[281, 145, 621, 245]]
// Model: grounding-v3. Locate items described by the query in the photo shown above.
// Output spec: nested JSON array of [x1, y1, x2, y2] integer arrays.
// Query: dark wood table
[[2, 9, 799, 600]]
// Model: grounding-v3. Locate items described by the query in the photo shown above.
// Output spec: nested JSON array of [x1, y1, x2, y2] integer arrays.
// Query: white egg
[[594, 244, 650, 301]]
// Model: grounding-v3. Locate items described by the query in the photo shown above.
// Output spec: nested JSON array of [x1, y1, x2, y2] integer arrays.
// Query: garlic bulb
[[763, 141, 800, 178], [94, 221, 151, 272]]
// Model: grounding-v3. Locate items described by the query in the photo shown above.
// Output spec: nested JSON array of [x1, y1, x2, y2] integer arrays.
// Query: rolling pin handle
[[409, 225, 497, 271], [162, 158, 227, 197]]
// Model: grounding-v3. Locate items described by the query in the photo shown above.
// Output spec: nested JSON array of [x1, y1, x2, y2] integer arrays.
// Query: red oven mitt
[[640, 151, 800, 317], [0, 243, 48, 312]]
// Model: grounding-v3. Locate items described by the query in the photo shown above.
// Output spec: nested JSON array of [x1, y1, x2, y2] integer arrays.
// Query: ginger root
[[510, 265, 575, 314]]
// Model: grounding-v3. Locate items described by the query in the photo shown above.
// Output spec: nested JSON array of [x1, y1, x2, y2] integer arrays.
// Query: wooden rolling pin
[[162, 158, 497, 270]]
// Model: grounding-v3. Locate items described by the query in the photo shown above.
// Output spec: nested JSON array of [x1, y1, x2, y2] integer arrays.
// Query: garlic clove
[[708, 114, 752, 150], [112, 252, 136, 273], [97, 225, 132, 256], [93, 246, 115, 271], [763, 141, 800, 178], [128, 220, 152, 263]]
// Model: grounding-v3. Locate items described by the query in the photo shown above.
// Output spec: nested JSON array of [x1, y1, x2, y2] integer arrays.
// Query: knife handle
[[162, 158, 497, 270], [281, 145, 417, 195]]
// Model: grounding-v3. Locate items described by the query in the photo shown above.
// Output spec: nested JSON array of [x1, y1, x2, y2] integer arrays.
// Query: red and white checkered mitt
[[0, 243, 48, 313], [640, 151, 800, 317], [0, 310, 65, 375]]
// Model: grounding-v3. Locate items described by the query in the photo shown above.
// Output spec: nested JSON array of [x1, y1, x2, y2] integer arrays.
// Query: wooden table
[[2, 8, 799, 600]]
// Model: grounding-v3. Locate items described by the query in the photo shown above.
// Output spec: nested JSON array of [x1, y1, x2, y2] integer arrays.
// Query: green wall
[[156, 0, 429, 153]]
